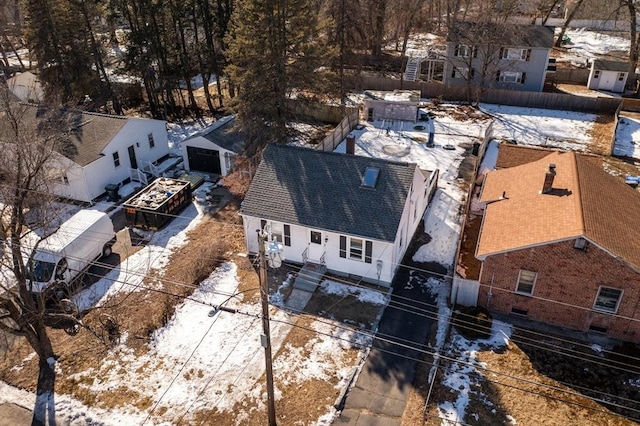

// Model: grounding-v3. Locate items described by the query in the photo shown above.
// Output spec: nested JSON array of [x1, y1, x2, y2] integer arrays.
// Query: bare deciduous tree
[[0, 86, 82, 423]]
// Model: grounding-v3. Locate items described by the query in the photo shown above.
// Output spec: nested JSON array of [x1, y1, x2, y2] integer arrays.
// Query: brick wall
[[479, 240, 640, 343]]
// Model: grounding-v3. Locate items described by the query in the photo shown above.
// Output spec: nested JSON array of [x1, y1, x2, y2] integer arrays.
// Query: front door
[[308, 230, 324, 262], [128, 145, 138, 169]]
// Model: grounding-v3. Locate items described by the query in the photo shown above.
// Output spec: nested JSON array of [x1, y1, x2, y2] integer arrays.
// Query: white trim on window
[[516, 269, 537, 295], [349, 237, 364, 260], [499, 71, 524, 84], [501, 48, 527, 61], [593, 286, 622, 314]]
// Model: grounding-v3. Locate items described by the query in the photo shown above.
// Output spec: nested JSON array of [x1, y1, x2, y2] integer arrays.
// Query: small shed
[[7, 71, 44, 103], [180, 115, 245, 176], [361, 90, 420, 123], [587, 60, 629, 93]]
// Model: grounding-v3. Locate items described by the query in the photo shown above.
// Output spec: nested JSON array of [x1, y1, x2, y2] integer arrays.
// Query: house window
[[501, 48, 529, 61], [310, 230, 322, 245], [350, 238, 363, 260], [113, 152, 120, 167], [454, 44, 476, 58], [497, 71, 526, 84], [269, 222, 284, 243], [593, 70, 600, 79], [148, 133, 155, 149], [340, 236, 372, 263], [511, 307, 528, 316], [451, 67, 474, 79], [594, 286, 622, 313], [261, 220, 290, 246], [589, 325, 608, 334], [618, 72, 626, 81], [516, 270, 537, 295]]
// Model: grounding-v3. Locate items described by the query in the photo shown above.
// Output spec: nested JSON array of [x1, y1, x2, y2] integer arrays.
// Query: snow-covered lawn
[[614, 115, 640, 160], [438, 321, 513, 423], [481, 103, 598, 151], [0, 98, 614, 424], [556, 28, 630, 68]]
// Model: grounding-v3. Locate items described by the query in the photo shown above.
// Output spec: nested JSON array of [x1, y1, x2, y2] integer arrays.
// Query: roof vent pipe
[[542, 163, 556, 194]]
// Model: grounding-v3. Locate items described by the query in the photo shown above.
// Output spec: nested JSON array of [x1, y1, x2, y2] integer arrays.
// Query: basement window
[[511, 307, 528, 317], [362, 167, 380, 188], [589, 325, 608, 334]]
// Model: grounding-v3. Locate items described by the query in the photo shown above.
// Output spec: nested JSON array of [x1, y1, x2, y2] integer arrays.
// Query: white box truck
[[26, 209, 116, 297]]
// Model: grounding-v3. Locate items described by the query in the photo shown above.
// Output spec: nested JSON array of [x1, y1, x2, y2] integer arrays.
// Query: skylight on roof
[[362, 166, 380, 188]]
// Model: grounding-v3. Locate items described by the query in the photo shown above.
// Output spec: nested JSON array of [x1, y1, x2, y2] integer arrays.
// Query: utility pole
[[257, 230, 277, 426]]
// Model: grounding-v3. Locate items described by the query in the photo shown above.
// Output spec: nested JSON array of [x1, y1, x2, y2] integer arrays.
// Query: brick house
[[475, 147, 640, 342]]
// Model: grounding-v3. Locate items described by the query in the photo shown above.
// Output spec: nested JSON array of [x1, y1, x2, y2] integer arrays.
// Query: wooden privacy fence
[[317, 110, 359, 152], [344, 75, 623, 113]]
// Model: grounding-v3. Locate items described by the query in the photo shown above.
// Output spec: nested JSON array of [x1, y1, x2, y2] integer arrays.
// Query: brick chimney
[[542, 163, 556, 194], [346, 134, 356, 155]]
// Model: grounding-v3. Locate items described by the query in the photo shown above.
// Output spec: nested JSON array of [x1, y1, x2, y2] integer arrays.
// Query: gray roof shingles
[[241, 144, 417, 242], [0, 105, 129, 167], [447, 22, 554, 48]]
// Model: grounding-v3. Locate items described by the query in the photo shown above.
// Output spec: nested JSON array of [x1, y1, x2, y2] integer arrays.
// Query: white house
[[6, 71, 44, 103], [240, 144, 438, 287], [361, 90, 420, 123], [1, 105, 170, 203], [587, 59, 629, 93], [180, 115, 244, 176]]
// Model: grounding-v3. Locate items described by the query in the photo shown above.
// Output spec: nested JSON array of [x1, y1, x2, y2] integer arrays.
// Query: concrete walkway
[[0, 403, 35, 425], [335, 262, 442, 425]]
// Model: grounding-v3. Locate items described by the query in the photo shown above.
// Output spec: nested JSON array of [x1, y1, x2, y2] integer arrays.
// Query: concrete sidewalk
[[0, 403, 35, 426]]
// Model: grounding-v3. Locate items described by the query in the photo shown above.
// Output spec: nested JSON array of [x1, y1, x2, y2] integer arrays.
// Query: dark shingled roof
[[241, 144, 418, 242], [447, 22, 554, 48], [593, 59, 628, 72], [0, 104, 129, 167], [197, 116, 245, 153]]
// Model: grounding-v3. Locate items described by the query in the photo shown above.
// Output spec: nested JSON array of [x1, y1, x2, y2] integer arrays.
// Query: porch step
[[293, 263, 327, 292]]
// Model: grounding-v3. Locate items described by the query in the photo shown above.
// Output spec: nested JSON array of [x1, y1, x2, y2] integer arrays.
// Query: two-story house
[[444, 22, 554, 92]]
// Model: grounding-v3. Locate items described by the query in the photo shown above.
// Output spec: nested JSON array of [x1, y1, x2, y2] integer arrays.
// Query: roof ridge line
[[570, 152, 586, 236]]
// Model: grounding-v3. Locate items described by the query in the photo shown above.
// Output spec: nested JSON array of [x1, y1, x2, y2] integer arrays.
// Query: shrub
[[453, 305, 493, 340]]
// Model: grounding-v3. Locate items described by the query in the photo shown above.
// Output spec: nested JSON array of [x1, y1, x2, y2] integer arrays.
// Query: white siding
[[51, 118, 169, 202], [49, 155, 91, 202], [242, 215, 396, 286]]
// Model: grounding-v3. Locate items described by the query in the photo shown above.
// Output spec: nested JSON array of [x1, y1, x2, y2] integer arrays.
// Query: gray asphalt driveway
[[335, 262, 445, 425]]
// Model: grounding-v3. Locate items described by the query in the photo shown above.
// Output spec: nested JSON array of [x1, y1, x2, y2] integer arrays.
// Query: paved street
[[336, 262, 444, 425]]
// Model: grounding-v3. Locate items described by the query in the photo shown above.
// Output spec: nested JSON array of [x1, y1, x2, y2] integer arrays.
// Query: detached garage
[[180, 115, 245, 176], [587, 60, 629, 93]]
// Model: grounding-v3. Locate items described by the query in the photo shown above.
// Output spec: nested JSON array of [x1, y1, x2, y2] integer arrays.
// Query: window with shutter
[[521, 72, 527, 85], [339, 236, 347, 258], [525, 49, 531, 61], [284, 225, 291, 246], [260, 220, 267, 231], [365, 241, 373, 263]]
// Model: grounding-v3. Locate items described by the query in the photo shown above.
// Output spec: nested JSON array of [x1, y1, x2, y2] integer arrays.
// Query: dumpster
[[123, 178, 192, 230]]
